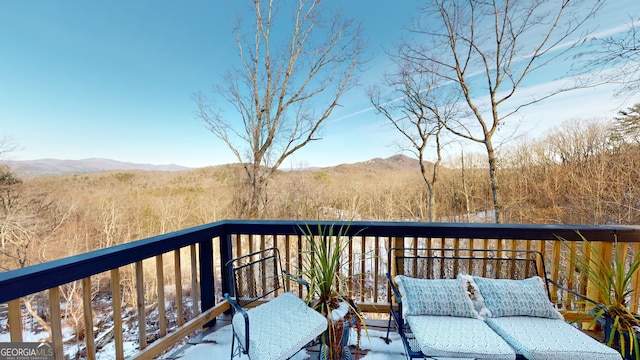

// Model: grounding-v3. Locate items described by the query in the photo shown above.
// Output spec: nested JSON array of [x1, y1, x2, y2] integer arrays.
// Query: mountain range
[[0, 158, 190, 176], [1, 154, 421, 177]]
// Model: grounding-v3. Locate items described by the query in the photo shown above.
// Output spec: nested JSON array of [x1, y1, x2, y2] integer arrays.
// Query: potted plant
[[559, 232, 640, 360], [298, 223, 364, 360]]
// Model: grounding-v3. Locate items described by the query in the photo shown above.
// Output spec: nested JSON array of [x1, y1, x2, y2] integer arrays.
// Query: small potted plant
[[298, 223, 364, 360], [559, 232, 640, 360]]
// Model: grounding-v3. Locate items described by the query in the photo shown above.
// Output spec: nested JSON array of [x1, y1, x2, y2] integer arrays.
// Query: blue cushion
[[407, 315, 516, 359], [232, 292, 327, 360], [487, 316, 622, 360]]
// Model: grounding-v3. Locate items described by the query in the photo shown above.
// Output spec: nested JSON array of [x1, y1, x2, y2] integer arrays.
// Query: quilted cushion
[[472, 276, 563, 319], [486, 316, 622, 360], [406, 315, 516, 359], [394, 275, 479, 318], [232, 292, 327, 360]]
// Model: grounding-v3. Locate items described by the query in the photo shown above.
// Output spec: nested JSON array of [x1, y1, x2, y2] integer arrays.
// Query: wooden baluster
[[453, 237, 460, 277], [49, 287, 64, 360], [284, 234, 291, 287], [482, 239, 489, 277], [348, 235, 354, 299], [190, 244, 200, 317], [466, 239, 473, 274], [174, 249, 184, 327], [374, 236, 380, 303], [565, 242, 577, 309], [297, 233, 304, 295], [110, 268, 124, 360], [261, 235, 267, 296], [136, 261, 147, 350], [360, 237, 366, 302], [82, 277, 96, 360], [550, 241, 562, 303], [535, 240, 545, 281], [156, 255, 167, 338], [588, 241, 610, 303], [508, 239, 517, 279], [8, 298, 22, 342], [632, 243, 640, 313]]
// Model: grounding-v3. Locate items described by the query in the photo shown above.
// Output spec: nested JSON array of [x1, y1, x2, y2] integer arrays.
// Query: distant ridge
[[329, 154, 423, 173], [1, 158, 190, 176], [0, 154, 424, 177]]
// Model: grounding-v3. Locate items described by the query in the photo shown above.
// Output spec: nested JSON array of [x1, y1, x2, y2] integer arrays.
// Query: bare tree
[[369, 60, 457, 221], [397, 0, 603, 223], [0, 136, 19, 159], [579, 16, 640, 98], [194, 0, 365, 218], [0, 171, 72, 271]]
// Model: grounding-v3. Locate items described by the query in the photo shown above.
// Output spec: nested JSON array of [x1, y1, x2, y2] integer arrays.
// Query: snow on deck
[[165, 323, 406, 360]]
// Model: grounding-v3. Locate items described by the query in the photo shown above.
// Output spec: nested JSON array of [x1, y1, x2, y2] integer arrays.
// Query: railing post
[[220, 232, 234, 314], [199, 237, 215, 328]]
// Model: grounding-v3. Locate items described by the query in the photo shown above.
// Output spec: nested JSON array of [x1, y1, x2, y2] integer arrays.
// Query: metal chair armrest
[[546, 277, 607, 311], [386, 273, 402, 302], [282, 270, 310, 292], [224, 293, 250, 352], [386, 273, 404, 325]]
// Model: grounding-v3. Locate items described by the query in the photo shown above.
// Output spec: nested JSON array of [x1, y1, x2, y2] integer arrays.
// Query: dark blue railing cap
[[0, 221, 227, 303], [227, 219, 640, 241]]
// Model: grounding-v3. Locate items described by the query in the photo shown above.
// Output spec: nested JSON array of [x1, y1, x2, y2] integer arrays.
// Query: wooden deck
[[163, 313, 607, 360]]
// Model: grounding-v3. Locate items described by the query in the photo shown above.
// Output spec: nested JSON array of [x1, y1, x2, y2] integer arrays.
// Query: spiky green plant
[[560, 232, 640, 359], [298, 222, 364, 360]]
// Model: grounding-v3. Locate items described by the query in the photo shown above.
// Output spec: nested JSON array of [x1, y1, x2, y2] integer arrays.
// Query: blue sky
[[1, 1, 638, 168]]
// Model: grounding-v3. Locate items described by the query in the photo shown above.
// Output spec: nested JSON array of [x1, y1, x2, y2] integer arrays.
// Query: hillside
[[0, 158, 190, 176], [330, 154, 423, 173]]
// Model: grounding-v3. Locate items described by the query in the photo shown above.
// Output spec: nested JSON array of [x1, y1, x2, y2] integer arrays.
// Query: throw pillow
[[394, 275, 479, 318], [472, 276, 563, 319]]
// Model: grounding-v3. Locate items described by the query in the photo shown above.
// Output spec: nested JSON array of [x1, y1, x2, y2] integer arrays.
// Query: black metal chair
[[385, 247, 546, 360], [223, 247, 327, 360]]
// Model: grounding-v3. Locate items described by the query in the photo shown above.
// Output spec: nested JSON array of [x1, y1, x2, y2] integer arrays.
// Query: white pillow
[[394, 275, 479, 318]]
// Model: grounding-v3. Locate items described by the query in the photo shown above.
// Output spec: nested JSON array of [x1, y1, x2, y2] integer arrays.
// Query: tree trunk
[[486, 139, 502, 223]]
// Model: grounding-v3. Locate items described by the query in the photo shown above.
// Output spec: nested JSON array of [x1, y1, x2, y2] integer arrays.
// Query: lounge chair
[[224, 247, 327, 360], [385, 248, 622, 360]]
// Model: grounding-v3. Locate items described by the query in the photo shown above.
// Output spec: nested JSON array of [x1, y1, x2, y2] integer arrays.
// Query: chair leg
[[385, 312, 393, 344], [229, 334, 236, 360], [230, 332, 236, 360]]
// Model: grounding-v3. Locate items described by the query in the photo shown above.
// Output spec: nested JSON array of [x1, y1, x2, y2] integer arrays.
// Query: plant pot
[[319, 316, 357, 360], [319, 344, 351, 360], [600, 315, 639, 360]]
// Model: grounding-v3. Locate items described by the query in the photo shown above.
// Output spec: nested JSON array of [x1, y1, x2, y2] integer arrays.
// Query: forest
[[1, 113, 639, 273]]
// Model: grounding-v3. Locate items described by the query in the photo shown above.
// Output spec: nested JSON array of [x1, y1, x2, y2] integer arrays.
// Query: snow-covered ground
[[1, 317, 473, 360], [0, 318, 141, 360], [171, 326, 406, 360]]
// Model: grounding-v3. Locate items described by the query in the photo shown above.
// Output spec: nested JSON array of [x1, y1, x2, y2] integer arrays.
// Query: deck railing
[[1, 220, 640, 359]]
